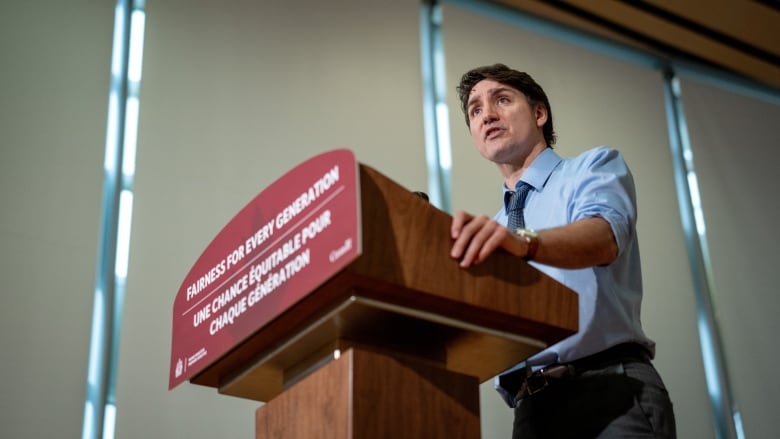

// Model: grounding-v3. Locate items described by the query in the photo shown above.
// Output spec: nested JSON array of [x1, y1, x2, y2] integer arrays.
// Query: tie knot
[[505, 183, 531, 231], [506, 183, 531, 212]]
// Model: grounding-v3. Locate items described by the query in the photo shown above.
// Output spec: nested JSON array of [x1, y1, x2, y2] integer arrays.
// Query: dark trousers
[[512, 359, 676, 438]]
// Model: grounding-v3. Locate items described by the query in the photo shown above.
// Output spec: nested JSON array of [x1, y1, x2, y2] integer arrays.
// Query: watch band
[[516, 228, 539, 261]]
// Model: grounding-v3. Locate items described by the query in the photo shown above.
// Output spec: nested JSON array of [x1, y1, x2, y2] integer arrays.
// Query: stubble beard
[[482, 138, 530, 167]]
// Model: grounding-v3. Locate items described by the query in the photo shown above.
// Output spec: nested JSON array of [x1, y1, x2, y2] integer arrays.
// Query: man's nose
[[482, 105, 498, 124]]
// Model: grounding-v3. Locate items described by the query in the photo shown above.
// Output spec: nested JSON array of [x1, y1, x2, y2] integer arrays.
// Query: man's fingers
[[458, 217, 505, 267], [451, 210, 474, 239], [451, 214, 485, 261]]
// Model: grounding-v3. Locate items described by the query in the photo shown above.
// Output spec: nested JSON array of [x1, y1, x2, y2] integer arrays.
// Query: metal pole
[[420, 0, 452, 212], [661, 67, 742, 439], [82, 1, 145, 438]]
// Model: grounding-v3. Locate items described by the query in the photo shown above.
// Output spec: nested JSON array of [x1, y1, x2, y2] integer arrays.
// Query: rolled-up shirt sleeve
[[568, 146, 638, 257]]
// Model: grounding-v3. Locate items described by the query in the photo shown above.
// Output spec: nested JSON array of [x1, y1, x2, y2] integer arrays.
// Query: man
[[449, 63, 676, 438]]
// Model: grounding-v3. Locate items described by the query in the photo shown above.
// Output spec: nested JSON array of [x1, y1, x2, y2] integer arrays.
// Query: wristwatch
[[515, 228, 539, 261]]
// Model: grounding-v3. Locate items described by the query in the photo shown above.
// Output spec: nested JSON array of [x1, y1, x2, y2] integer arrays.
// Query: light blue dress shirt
[[494, 146, 654, 396]]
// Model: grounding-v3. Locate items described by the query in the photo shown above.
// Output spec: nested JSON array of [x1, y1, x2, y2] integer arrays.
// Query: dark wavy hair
[[456, 63, 556, 146]]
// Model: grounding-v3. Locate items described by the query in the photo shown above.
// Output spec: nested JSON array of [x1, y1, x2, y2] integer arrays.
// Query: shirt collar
[[502, 147, 563, 194]]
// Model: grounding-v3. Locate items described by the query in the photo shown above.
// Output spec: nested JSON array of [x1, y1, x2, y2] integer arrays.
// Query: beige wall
[[1, 1, 777, 438], [0, 1, 113, 438], [680, 78, 780, 439]]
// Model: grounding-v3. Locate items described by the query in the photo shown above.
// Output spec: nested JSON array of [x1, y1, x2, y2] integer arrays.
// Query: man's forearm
[[518, 217, 618, 268]]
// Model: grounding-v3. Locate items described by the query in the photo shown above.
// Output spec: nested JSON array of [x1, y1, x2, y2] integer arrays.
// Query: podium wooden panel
[[255, 347, 480, 439], [188, 162, 578, 438]]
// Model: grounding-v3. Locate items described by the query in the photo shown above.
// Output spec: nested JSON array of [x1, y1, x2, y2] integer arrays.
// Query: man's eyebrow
[[466, 95, 480, 110], [467, 86, 514, 109]]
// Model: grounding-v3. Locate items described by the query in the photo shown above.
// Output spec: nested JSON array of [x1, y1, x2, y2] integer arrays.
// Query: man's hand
[[450, 210, 525, 268]]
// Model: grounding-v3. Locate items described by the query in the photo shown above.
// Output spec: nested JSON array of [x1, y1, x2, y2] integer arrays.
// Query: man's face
[[466, 79, 547, 165]]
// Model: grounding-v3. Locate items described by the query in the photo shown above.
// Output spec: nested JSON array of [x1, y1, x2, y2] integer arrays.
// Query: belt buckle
[[524, 369, 550, 396]]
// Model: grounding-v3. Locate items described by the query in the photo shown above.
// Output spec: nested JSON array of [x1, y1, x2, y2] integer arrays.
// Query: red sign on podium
[[169, 149, 361, 389]]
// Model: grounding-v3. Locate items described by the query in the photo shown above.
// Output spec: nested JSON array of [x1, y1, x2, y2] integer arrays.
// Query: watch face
[[517, 228, 539, 261], [517, 228, 537, 238]]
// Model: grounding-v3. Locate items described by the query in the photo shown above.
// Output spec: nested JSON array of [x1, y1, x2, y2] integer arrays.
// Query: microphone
[[413, 191, 429, 202]]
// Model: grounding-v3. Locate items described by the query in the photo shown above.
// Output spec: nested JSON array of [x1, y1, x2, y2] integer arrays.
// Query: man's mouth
[[485, 127, 503, 140]]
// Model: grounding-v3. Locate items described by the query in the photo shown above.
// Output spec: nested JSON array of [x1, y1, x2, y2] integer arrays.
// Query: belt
[[515, 343, 651, 400]]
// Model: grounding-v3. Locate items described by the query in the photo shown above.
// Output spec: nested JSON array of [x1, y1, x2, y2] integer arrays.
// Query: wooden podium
[[174, 153, 578, 438]]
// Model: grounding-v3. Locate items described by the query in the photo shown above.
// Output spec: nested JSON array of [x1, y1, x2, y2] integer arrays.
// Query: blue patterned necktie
[[505, 182, 531, 231]]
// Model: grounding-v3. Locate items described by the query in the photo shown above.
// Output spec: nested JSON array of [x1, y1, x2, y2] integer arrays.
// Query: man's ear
[[534, 104, 548, 129]]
